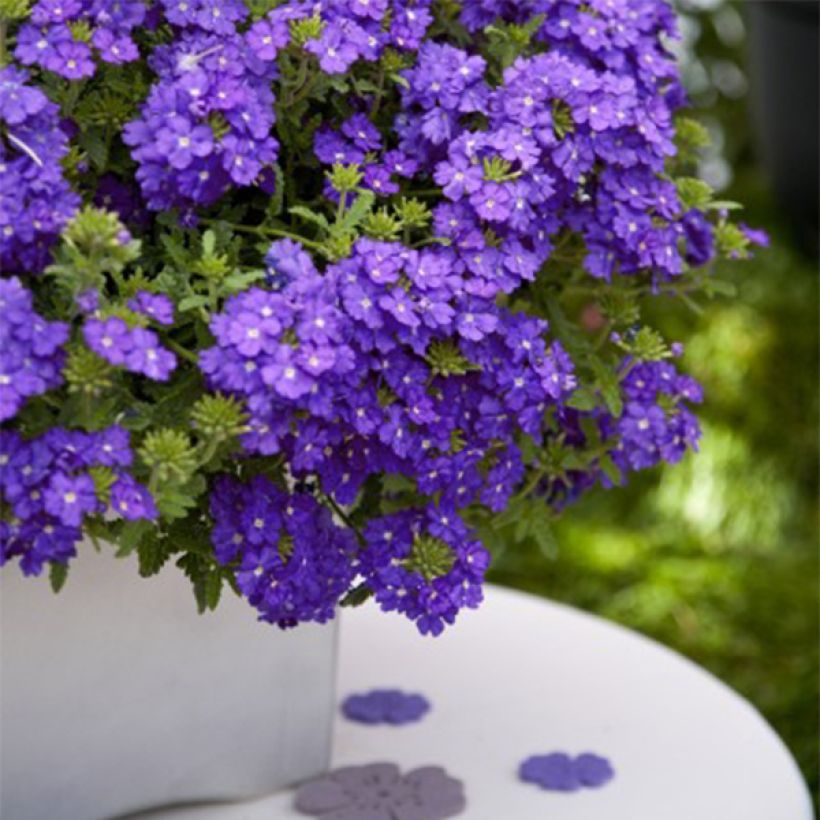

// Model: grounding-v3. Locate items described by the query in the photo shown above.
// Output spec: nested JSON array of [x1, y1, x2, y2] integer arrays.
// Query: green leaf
[[333, 190, 375, 237], [178, 294, 210, 312], [160, 234, 190, 269], [599, 454, 622, 485], [267, 164, 286, 218], [676, 177, 714, 211], [201, 230, 216, 257], [591, 360, 623, 417], [289, 205, 330, 231], [532, 521, 558, 560], [707, 200, 743, 212], [79, 128, 109, 171], [703, 278, 738, 298], [137, 533, 173, 577], [154, 481, 201, 521], [339, 584, 373, 608], [49, 562, 69, 593], [114, 520, 155, 556], [221, 270, 266, 293], [567, 387, 598, 412], [177, 554, 223, 613]]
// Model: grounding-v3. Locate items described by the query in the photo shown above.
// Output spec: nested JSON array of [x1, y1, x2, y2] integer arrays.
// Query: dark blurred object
[[746, 1, 819, 259]]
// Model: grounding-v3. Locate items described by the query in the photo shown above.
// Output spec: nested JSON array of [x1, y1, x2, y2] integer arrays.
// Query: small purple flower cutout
[[294, 763, 466, 820], [519, 752, 614, 792], [342, 689, 431, 726]]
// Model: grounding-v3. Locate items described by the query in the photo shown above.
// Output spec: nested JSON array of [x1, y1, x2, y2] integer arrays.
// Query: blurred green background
[[490, 0, 819, 802]]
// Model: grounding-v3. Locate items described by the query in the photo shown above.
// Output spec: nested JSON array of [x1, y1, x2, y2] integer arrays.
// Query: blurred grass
[[490, 170, 819, 799]]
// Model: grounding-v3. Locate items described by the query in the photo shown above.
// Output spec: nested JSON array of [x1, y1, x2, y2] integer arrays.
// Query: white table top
[[145, 585, 813, 820]]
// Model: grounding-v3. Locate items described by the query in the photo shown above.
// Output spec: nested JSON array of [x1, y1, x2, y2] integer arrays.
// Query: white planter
[[0, 545, 338, 820]]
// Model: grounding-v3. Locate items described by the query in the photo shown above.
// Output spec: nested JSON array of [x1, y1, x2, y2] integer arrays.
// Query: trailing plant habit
[[0, 0, 764, 635]]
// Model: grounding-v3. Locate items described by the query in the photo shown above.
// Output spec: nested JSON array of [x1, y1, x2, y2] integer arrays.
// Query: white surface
[[136, 585, 813, 820], [0, 548, 336, 820]]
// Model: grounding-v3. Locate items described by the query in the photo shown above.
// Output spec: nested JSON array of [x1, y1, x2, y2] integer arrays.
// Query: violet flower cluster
[[122, 23, 280, 214], [0, 66, 79, 273], [0, 0, 760, 634], [396, 7, 700, 288], [0, 426, 155, 576], [201, 238, 575, 632], [0, 277, 68, 422], [209, 475, 358, 627], [83, 316, 177, 381], [14, 0, 146, 78]]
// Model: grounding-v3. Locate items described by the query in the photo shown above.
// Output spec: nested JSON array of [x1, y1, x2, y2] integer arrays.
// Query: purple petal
[[575, 752, 615, 788], [519, 752, 581, 792], [294, 780, 351, 813]]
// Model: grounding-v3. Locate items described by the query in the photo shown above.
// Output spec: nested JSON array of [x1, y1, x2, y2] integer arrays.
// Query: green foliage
[[674, 115, 711, 166], [177, 553, 224, 613], [88, 466, 117, 505], [676, 177, 714, 211], [289, 14, 323, 46], [552, 99, 575, 139], [482, 156, 520, 183], [327, 163, 364, 193], [47, 207, 140, 296], [190, 394, 248, 442], [0, 0, 29, 19], [483, 14, 546, 71], [49, 562, 69, 593], [394, 198, 432, 231], [404, 534, 456, 581], [139, 429, 198, 483], [64, 347, 115, 396], [425, 339, 479, 376], [362, 208, 402, 241]]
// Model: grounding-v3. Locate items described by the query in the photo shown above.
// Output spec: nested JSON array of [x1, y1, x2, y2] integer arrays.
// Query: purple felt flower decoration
[[519, 751, 615, 792], [574, 753, 615, 788], [342, 689, 431, 726], [294, 763, 466, 820]]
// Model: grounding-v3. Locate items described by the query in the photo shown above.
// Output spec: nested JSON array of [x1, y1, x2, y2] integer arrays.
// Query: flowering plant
[[0, 0, 763, 635]]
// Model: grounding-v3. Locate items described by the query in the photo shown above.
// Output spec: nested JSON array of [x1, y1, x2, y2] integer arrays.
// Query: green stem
[[369, 66, 386, 121], [336, 190, 348, 224], [517, 466, 547, 502], [165, 338, 199, 365], [201, 219, 327, 255], [197, 437, 222, 469], [322, 492, 365, 545], [0, 21, 7, 67]]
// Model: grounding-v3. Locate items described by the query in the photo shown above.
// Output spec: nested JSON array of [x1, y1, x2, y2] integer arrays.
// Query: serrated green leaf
[[267, 164, 286, 218], [137, 533, 173, 577], [115, 519, 154, 556], [333, 190, 375, 237], [79, 128, 109, 171], [160, 234, 190, 268], [289, 205, 330, 231], [177, 554, 223, 613]]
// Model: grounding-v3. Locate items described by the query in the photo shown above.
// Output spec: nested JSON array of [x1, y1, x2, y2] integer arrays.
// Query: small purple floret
[[519, 751, 615, 792], [342, 689, 431, 726]]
